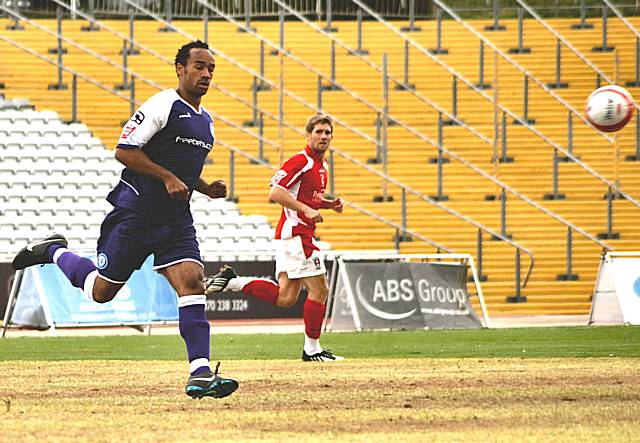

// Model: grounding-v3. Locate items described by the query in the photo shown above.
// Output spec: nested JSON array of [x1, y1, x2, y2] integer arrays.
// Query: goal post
[[325, 253, 490, 332]]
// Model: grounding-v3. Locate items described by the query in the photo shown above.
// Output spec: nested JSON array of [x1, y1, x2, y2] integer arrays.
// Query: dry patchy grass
[[0, 358, 639, 442]]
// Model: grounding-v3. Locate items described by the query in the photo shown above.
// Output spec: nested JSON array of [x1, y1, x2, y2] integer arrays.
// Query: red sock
[[303, 299, 326, 339], [242, 279, 279, 305]]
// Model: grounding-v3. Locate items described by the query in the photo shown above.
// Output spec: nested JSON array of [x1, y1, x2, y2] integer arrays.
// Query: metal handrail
[[49, 0, 287, 147], [0, 33, 140, 108], [450, 5, 614, 144], [369, 114, 612, 251], [269, 0, 613, 242], [332, 148, 534, 254], [515, 0, 613, 84], [600, 0, 640, 113], [191, 0, 541, 285], [0, 4, 164, 92], [434, 0, 640, 209], [214, 138, 454, 253], [33, 1, 640, 20], [194, 0, 389, 147], [339, 0, 623, 257], [357, 0, 615, 146], [270, 0, 492, 146], [0, 7, 458, 257], [366, 0, 640, 212]]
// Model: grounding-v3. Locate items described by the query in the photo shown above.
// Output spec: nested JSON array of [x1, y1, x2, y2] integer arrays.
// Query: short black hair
[[174, 40, 211, 66]]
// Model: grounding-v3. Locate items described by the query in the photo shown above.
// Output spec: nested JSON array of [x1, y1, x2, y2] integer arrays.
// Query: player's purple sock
[[178, 295, 211, 376], [51, 247, 97, 290], [47, 243, 65, 262]]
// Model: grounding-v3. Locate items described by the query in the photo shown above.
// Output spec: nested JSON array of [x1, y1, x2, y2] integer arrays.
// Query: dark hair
[[305, 114, 333, 134], [174, 40, 211, 66]]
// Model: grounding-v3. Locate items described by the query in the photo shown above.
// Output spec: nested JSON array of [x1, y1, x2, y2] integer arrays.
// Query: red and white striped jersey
[[270, 145, 328, 240]]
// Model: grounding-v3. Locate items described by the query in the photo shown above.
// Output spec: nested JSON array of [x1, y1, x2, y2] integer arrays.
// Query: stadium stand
[[0, 106, 278, 260], [2, 6, 640, 315]]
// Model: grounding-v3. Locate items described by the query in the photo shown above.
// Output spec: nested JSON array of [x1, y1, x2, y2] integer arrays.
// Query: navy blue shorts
[[96, 207, 203, 283]]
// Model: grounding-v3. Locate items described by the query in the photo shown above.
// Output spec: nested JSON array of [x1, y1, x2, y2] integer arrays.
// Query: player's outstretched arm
[[196, 178, 227, 199]]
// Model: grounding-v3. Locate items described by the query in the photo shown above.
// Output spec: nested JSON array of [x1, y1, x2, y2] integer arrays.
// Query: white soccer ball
[[585, 85, 635, 132]]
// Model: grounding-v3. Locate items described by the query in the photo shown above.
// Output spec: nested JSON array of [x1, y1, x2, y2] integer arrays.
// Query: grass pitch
[[0, 326, 639, 442]]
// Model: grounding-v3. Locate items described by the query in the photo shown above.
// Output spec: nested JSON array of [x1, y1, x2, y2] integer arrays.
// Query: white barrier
[[590, 252, 640, 325], [326, 253, 489, 331]]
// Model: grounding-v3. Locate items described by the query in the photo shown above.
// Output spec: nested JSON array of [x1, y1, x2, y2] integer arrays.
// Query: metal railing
[[0, 2, 471, 257], [471, 0, 639, 20], [14, 1, 640, 20], [215, 137, 455, 254], [432, 0, 640, 206], [18, 0, 433, 19], [0, 32, 141, 112], [351, 4, 617, 220], [0, 25, 455, 260], [191, 0, 542, 295]]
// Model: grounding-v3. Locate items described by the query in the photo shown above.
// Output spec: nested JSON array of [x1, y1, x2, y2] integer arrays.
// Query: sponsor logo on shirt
[[271, 169, 287, 185], [178, 112, 191, 119], [175, 135, 212, 151], [121, 124, 137, 139]]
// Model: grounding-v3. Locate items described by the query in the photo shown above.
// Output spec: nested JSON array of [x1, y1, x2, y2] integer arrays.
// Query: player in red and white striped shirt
[[205, 114, 344, 361]]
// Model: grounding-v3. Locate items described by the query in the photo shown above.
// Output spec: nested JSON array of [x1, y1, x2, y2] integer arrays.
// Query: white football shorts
[[275, 236, 326, 279]]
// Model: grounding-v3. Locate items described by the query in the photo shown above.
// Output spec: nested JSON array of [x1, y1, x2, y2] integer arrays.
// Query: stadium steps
[[0, 105, 278, 259], [2, 17, 640, 316]]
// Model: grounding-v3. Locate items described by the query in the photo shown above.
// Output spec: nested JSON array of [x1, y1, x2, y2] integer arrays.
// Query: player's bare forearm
[[269, 185, 323, 223], [115, 148, 175, 183], [270, 185, 309, 212], [114, 147, 188, 200], [320, 197, 344, 213]]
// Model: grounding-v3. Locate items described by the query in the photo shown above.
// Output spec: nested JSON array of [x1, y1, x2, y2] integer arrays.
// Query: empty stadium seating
[[0, 106, 278, 260]]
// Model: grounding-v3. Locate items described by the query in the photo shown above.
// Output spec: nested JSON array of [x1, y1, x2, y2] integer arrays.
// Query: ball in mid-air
[[585, 85, 635, 132]]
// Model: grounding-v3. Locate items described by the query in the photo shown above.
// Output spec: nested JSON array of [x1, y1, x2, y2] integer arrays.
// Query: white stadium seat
[[0, 106, 324, 257]]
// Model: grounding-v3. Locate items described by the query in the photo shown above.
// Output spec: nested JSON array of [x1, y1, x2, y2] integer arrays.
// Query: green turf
[[0, 326, 639, 360]]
